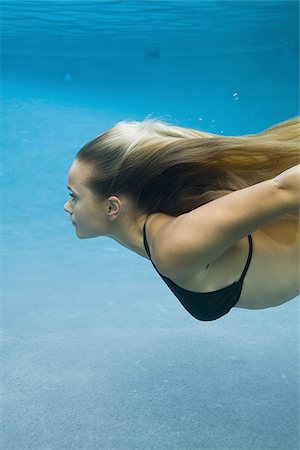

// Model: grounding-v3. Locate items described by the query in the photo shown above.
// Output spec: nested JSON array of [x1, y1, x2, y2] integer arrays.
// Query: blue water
[[1, 1, 299, 449]]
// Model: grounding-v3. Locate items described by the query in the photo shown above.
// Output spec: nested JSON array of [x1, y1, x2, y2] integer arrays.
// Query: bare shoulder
[[145, 211, 249, 284], [146, 212, 299, 306], [145, 212, 208, 280], [145, 178, 297, 282]]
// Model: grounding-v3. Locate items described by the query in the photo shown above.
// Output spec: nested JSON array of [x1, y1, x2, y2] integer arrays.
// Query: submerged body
[[64, 117, 300, 321]]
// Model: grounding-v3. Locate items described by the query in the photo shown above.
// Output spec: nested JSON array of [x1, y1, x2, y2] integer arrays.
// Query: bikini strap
[[238, 235, 253, 283], [143, 223, 152, 259]]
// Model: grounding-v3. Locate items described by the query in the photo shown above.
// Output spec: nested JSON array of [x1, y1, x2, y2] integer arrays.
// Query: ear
[[106, 195, 122, 220]]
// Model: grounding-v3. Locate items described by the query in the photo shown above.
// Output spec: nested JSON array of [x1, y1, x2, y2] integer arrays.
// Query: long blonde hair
[[76, 116, 299, 217]]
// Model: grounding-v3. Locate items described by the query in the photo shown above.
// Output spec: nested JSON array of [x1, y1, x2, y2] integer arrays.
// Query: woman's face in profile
[[64, 159, 108, 239]]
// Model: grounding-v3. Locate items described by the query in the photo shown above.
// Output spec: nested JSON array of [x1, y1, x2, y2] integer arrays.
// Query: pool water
[[1, 1, 299, 449]]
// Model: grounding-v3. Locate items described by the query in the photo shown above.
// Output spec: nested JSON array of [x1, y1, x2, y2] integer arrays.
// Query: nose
[[64, 199, 72, 213]]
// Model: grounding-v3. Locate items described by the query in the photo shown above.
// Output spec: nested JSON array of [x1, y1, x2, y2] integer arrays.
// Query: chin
[[75, 229, 99, 239]]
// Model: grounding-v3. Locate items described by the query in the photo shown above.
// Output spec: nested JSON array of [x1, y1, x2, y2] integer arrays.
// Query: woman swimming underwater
[[64, 117, 300, 321]]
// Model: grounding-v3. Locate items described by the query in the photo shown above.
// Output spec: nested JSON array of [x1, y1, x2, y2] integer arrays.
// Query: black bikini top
[[143, 224, 253, 321]]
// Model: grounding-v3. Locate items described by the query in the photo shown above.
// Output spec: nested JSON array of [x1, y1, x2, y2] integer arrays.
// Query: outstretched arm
[[150, 164, 300, 277]]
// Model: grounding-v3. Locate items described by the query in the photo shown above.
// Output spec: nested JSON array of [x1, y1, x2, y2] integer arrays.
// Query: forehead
[[68, 159, 92, 188]]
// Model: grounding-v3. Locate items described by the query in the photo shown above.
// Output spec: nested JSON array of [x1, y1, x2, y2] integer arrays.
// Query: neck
[[107, 211, 149, 258]]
